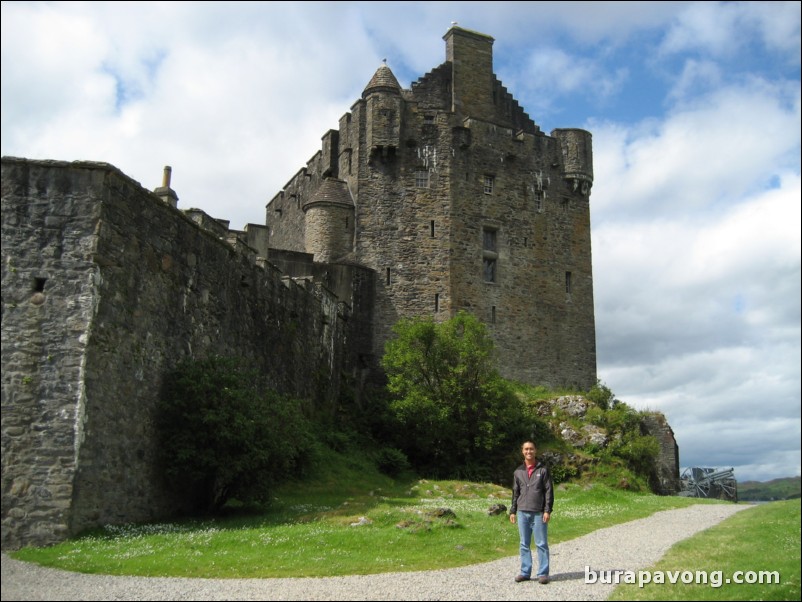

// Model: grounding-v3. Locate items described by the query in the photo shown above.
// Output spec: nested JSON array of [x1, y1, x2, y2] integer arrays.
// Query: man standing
[[510, 441, 553, 584]]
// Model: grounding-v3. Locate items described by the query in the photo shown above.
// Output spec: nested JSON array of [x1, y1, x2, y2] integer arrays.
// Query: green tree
[[382, 311, 526, 479], [586, 380, 617, 410], [157, 356, 313, 512]]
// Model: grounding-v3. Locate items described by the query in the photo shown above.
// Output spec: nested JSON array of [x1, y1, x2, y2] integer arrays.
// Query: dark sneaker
[[538, 575, 550, 584], [514, 575, 530, 583]]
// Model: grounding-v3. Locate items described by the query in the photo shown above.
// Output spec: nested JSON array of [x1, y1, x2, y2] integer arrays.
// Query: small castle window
[[424, 115, 435, 124], [534, 190, 544, 213], [484, 259, 496, 283], [484, 175, 495, 194], [386, 267, 391, 286], [435, 293, 440, 313], [415, 170, 429, 188], [483, 228, 497, 253], [430, 220, 435, 237], [565, 271, 573, 294], [491, 305, 497, 324], [483, 228, 498, 283]]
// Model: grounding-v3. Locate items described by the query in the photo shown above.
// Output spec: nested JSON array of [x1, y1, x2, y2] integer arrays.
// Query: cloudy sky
[[2, 1, 800, 483]]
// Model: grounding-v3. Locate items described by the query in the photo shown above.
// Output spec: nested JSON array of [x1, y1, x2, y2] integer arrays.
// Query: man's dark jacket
[[510, 461, 554, 514]]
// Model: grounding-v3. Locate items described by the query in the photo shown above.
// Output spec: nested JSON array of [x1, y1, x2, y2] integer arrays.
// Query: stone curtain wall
[[1, 160, 106, 549], [1, 158, 348, 549]]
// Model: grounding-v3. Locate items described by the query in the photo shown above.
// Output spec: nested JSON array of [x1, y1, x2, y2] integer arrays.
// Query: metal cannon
[[678, 467, 738, 502]]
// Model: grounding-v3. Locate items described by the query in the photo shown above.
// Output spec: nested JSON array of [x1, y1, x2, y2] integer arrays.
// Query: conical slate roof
[[303, 178, 354, 211], [362, 62, 401, 98]]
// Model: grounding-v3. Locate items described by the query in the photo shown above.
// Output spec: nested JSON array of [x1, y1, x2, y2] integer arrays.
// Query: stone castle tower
[[267, 26, 597, 389], [1, 26, 603, 550]]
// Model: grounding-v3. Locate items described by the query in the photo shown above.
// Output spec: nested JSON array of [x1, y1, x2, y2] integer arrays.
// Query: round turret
[[552, 128, 593, 196], [302, 178, 355, 262], [362, 62, 402, 98]]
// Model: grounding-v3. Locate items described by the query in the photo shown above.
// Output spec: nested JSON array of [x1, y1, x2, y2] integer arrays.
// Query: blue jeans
[[517, 511, 549, 578]]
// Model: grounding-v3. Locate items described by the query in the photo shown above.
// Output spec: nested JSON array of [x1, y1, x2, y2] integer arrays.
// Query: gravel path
[[1, 503, 750, 601]]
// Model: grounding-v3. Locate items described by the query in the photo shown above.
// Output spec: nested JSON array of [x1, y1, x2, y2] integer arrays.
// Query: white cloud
[[502, 47, 629, 117], [660, 1, 801, 61], [661, 1, 744, 57], [668, 59, 723, 101], [591, 80, 801, 220]]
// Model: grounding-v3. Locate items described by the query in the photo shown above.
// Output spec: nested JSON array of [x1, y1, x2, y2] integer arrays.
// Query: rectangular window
[[483, 228, 497, 252], [386, 268, 391, 286], [415, 170, 429, 188], [483, 175, 495, 194], [483, 227, 498, 283], [491, 305, 497, 324], [430, 220, 435, 237], [483, 259, 496, 283], [565, 271, 572, 294], [534, 190, 544, 213], [435, 293, 440, 313]]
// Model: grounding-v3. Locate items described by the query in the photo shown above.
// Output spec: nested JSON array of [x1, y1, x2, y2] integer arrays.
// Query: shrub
[[586, 380, 616, 410], [157, 356, 313, 513], [374, 447, 410, 477]]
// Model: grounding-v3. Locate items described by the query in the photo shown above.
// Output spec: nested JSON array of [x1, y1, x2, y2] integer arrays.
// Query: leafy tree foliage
[[381, 311, 527, 480], [157, 356, 313, 513], [584, 396, 660, 488], [586, 380, 617, 410]]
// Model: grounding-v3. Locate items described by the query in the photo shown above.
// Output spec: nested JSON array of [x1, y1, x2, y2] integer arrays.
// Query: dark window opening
[[430, 220, 435, 237], [435, 293, 439, 312], [483, 229, 497, 252], [491, 305, 497, 324], [33, 277, 47, 292], [483, 228, 498, 283], [484, 259, 496, 283], [534, 191, 544, 213], [565, 271, 572, 294], [386, 268, 391, 286]]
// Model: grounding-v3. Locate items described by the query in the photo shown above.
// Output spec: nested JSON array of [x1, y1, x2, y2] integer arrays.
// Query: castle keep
[[1, 26, 599, 549], [268, 26, 597, 388]]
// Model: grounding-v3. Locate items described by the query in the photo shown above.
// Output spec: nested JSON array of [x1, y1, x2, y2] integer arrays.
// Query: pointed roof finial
[[362, 61, 402, 98]]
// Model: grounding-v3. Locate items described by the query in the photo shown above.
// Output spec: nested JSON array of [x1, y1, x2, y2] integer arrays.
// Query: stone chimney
[[443, 26, 495, 120], [153, 166, 179, 208]]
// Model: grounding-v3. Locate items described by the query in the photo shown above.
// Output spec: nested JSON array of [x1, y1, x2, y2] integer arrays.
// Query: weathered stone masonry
[[1, 159, 370, 549], [267, 26, 597, 388]]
